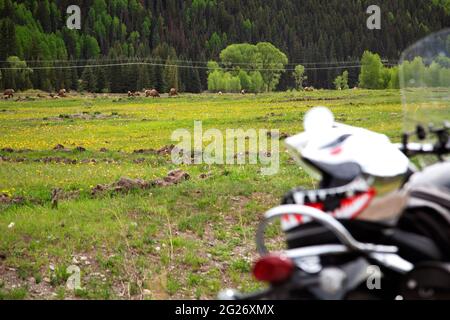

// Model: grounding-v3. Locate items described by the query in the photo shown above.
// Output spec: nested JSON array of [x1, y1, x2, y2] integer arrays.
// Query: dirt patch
[[51, 189, 81, 208], [133, 158, 146, 164], [44, 112, 121, 121], [133, 149, 154, 154], [0, 156, 25, 163], [52, 144, 86, 152], [91, 170, 190, 196], [74, 146, 87, 152], [199, 172, 213, 180], [0, 193, 25, 205], [153, 169, 191, 187], [42, 157, 78, 164], [2, 170, 191, 208], [133, 144, 177, 156], [156, 145, 176, 156], [0, 264, 55, 299], [0, 148, 33, 154], [1, 156, 119, 165], [53, 144, 71, 152]]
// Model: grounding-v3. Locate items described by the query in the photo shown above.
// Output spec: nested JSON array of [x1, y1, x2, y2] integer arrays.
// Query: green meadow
[[0, 90, 403, 299]]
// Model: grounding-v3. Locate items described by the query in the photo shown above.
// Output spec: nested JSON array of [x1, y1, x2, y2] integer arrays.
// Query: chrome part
[[295, 256, 322, 274], [257, 204, 398, 256], [369, 253, 414, 273], [217, 289, 240, 300], [283, 245, 412, 275], [320, 268, 347, 294], [285, 244, 349, 259]]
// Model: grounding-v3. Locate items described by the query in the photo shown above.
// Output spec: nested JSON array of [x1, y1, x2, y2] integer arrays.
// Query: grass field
[[0, 89, 403, 300]]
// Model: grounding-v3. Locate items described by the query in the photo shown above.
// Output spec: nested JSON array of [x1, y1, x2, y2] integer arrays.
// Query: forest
[[0, 0, 449, 92]]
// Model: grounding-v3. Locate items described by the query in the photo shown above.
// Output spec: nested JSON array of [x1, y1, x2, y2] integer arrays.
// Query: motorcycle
[[219, 29, 450, 300]]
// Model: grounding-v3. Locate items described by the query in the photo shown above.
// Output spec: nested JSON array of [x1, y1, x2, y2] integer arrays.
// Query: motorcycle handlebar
[[397, 142, 435, 154], [256, 205, 398, 256], [398, 129, 450, 157]]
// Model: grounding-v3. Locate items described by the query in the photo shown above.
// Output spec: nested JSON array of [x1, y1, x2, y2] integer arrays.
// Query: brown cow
[[3, 89, 15, 99], [169, 88, 178, 97], [128, 91, 142, 97], [145, 89, 160, 98], [58, 89, 67, 97]]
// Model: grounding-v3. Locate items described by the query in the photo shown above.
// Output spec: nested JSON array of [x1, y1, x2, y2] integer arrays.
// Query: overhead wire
[[0, 60, 397, 71]]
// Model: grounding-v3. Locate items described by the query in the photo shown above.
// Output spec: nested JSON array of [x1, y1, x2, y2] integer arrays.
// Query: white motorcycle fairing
[[285, 122, 410, 180], [281, 112, 411, 231]]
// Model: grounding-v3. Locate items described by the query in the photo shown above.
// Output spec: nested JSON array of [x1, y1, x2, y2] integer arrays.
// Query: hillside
[[0, 0, 449, 92]]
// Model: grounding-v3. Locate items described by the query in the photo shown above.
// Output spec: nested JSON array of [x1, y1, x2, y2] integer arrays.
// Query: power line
[[0, 61, 395, 72], [0, 57, 400, 66]]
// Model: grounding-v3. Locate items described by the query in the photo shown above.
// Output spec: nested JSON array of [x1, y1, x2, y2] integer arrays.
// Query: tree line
[[0, 0, 449, 92]]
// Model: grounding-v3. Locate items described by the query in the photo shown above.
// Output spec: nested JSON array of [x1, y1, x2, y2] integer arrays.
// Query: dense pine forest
[[0, 0, 449, 92]]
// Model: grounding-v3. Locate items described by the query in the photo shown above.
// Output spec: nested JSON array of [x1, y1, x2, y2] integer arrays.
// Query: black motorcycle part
[[398, 206, 450, 261], [285, 220, 443, 262], [303, 158, 362, 188], [400, 262, 450, 300]]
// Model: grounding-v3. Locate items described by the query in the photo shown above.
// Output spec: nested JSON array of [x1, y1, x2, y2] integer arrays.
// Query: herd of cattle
[[2, 88, 178, 99], [3, 86, 317, 99], [127, 88, 178, 98]]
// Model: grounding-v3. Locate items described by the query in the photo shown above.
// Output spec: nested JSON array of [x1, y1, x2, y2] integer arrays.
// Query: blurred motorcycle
[[219, 29, 450, 300]]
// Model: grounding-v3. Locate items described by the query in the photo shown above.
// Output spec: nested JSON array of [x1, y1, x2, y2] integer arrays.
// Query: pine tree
[[0, 18, 16, 61], [36, 0, 52, 33], [80, 66, 98, 92]]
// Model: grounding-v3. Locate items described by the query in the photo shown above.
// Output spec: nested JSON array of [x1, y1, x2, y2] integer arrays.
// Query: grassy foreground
[[0, 90, 403, 300]]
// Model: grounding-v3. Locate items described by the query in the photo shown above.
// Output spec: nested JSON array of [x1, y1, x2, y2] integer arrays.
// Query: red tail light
[[252, 255, 294, 284]]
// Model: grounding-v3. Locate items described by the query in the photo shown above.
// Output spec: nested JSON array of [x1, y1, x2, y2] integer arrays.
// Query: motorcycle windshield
[[400, 29, 450, 164]]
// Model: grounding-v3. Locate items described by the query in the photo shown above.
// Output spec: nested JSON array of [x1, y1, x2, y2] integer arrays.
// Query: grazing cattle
[[58, 89, 67, 97], [3, 89, 15, 99], [128, 91, 141, 97], [49, 93, 60, 99], [145, 89, 160, 98], [169, 88, 178, 97], [304, 86, 315, 92], [241, 89, 246, 95], [218, 91, 223, 95]]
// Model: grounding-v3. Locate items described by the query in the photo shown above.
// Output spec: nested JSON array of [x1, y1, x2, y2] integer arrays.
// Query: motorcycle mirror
[[304, 106, 335, 133]]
